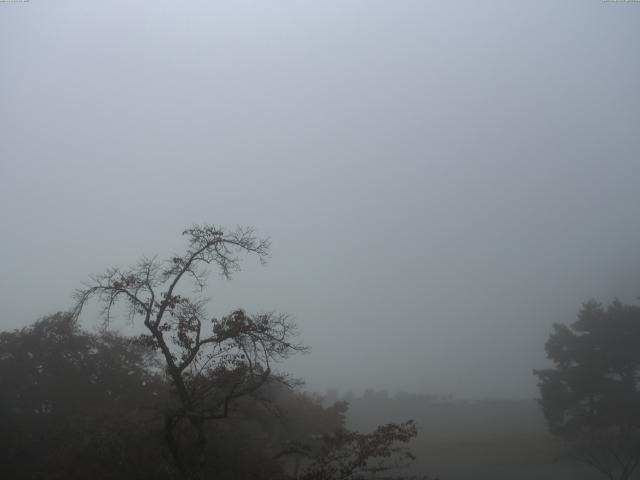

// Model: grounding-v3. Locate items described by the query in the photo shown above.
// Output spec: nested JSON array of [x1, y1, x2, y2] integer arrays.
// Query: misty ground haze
[[2, 0, 640, 401]]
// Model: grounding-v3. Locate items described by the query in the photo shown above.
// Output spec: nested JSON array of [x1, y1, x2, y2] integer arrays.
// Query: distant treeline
[[321, 388, 454, 404]]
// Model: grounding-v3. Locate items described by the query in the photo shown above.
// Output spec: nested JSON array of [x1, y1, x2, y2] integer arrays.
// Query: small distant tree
[[534, 300, 640, 480], [296, 420, 422, 480], [72, 225, 307, 479]]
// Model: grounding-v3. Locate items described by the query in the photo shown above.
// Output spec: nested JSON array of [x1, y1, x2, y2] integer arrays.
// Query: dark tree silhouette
[[294, 420, 422, 480], [0, 312, 171, 479], [0, 313, 352, 480], [72, 224, 308, 479], [534, 300, 640, 480], [0, 312, 427, 479]]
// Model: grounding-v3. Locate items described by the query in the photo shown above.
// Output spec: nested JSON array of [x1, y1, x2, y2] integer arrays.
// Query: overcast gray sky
[[1, 0, 639, 399]]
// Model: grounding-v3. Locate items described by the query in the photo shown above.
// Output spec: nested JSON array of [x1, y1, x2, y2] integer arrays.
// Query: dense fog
[[2, 3, 640, 479]]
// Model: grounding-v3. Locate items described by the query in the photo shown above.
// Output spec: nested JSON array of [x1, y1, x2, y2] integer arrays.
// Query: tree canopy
[[535, 300, 640, 480], [0, 312, 170, 479]]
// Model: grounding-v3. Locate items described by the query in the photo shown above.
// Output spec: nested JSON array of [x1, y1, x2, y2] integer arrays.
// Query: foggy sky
[[1, 0, 640, 399]]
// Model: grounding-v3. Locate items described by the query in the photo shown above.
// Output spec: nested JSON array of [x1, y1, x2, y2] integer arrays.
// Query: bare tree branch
[[71, 224, 301, 480]]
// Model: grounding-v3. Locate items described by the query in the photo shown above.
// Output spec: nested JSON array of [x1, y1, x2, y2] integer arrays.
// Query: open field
[[345, 398, 602, 480]]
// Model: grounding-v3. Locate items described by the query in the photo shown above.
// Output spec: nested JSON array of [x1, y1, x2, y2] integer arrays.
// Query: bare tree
[[72, 224, 308, 479]]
